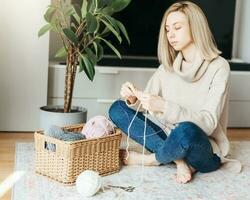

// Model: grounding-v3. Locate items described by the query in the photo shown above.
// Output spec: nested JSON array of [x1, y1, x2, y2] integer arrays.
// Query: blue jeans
[[108, 100, 221, 173]]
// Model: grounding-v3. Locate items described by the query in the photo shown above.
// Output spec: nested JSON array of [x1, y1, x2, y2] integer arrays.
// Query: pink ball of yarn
[[81, 116, 114, 139]]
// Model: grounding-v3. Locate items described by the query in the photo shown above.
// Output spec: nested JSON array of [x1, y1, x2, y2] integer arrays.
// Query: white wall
[[50, 31, 64, 62], [0, 0, 50, 131]]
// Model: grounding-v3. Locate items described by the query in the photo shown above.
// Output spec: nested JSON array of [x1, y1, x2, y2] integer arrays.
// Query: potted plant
[[38, 0, 131, 129]]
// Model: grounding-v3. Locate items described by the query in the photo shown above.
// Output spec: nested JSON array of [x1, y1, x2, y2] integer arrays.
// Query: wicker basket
[[34, 123, 122, 185]]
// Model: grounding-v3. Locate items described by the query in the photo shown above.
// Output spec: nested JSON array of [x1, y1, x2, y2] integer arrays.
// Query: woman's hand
[[120, 82, 139, 104], [120, 82, 137, 98], [138, 93, 165, 112]]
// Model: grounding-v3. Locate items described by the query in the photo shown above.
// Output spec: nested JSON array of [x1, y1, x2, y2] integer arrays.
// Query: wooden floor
[[0, 129, 250, 200]]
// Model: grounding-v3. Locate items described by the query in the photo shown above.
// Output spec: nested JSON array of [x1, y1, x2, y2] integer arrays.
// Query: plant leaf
[[87, 0, 96, 13], [110, 0, 131, 12], [94, 20, 100, 34], [100, 27, 110, 36], [71, 22, 77, 33], [103, 0, 113, 6], [79, 56, 90, 77], [62, 28, 78, 45], [44, 7, 56, 23], [55, 47, 67, 58], [92, 41, 103, 61], [79, 56, 84, 73], [93, 41, 98, 56], [85, 47, 97, 67], [96, 42, 104, 61], [97, 0, 107, 9], [65, 7, 75, 16], [102, 0, 131, 15], [97, 36, 121, 58], [102, 15, 120, 34], [38, 24, 53, 37], [101, 7, 113, 15], [72, 4, 81, 24], [79, 54, 95, 81], [86, 12, 98, 33], [115, 20, 130, 44], [81, 0, 88, 18], [100, 18, 122, 43]]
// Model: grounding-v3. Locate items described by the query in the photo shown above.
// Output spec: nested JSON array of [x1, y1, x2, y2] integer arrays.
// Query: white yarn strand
[[110, 98, 173, 193], [126, 101, 148, 189], [126, 102, 142, 160], [140, 109, 147, 186]]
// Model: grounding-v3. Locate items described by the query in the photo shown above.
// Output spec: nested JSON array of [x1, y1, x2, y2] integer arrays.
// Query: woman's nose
[[169, 30, 175, 38]]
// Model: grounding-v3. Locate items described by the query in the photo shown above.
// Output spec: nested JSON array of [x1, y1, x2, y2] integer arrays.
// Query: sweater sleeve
[[155, 63, 230, 136]]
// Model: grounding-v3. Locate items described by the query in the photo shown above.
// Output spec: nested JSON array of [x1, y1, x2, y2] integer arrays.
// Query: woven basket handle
[[34, 131, 57, 153], [42, 135, 58, 152]]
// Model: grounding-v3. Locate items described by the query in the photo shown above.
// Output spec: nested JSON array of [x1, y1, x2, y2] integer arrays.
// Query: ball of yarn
[[81, 115, 114, 139], [76, 170, 102, 197]]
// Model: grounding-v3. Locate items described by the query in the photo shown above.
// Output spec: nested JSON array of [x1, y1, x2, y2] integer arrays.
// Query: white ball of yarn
[[76, 170, 102, 197]]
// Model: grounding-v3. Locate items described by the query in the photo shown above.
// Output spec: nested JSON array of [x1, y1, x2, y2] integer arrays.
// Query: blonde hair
[[157, 1, 221, 71]]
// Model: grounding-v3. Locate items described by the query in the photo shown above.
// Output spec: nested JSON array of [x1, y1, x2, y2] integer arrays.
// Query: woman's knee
[[177, 121, 201, 130], [172, 121, 206, 145], [108, 100, 127, 123], [108, 100, 122, 118]]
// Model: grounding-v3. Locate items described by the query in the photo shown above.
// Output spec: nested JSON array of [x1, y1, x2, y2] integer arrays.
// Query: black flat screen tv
[[97, 0, 236, 68]]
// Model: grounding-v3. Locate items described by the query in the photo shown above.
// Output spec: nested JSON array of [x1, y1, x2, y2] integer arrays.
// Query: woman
[[108, 1, 240, 184]]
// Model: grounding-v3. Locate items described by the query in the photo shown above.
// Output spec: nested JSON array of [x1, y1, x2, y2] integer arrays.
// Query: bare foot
[[174, 161, 193, 184], [189, 165, 197, 174], [119, 149, 160, 166]]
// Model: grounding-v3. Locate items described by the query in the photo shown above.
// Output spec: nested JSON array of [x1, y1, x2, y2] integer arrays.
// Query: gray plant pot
[[39, 105, 87, 131]]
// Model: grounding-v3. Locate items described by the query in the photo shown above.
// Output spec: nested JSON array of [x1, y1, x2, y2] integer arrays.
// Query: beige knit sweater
[[127, 52, 242, 172]]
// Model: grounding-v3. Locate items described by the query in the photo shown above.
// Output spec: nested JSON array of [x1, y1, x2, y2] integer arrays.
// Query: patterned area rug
[[12, 142, 250, 200]]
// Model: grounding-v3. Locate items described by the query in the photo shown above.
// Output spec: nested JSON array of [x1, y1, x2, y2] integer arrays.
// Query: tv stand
[[48, 62, 250, 127]]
